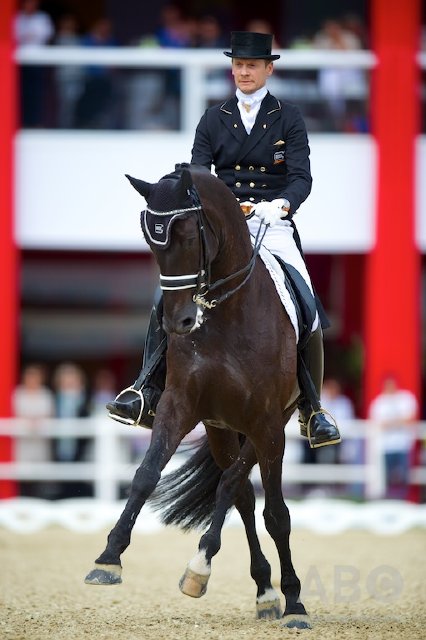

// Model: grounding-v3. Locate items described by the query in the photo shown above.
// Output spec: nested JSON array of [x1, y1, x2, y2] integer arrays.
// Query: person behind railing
[[74, 18, 119, 129], [89, 368, 116, 416], [311, 18, 367, 132], [53, 13, 84, 129], [51, 362, 92, 499], [301, 377, 355, 497], [368, 374, 418, 500], [12, 363, 55, 498], [14, 0, 55, 128]]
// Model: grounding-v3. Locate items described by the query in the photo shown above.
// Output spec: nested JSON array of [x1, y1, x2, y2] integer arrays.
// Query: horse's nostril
[[181, 316, 194, 330]]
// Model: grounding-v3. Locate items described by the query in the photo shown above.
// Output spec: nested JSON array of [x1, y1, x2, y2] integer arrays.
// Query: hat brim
[[224, 51, 280, 61]]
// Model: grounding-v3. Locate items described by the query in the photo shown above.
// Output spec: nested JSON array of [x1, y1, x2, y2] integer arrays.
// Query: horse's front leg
[[255, 428, 311, 630], [235, 481, 282, 620], [179, 438, 256, 599], [85, 402, 192, 586]]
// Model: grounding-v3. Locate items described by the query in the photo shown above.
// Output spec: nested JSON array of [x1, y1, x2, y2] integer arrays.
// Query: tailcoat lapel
[[219, 97, 247, 144]]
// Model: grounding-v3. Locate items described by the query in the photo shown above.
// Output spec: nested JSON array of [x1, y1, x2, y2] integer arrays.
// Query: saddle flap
[[274, 257, 317, 348]]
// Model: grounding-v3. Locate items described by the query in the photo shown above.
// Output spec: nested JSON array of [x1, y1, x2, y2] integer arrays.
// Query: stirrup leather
[[107, 386, 152, 427]]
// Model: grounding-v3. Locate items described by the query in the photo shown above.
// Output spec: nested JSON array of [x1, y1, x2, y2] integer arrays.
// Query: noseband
[[143, 187, 267, 309]]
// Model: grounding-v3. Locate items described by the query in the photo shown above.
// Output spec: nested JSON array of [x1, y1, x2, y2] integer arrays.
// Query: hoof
[[179, 567, 210, 598], [256, 589, 282, 620], [281, 614, 312, 630], [84, 563, 122, 585], [256, 598, 282, 620]]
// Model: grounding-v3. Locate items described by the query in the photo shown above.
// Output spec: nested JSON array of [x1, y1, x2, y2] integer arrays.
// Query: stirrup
[[300, 408, 341, 448], [107, 386, 145, 427]]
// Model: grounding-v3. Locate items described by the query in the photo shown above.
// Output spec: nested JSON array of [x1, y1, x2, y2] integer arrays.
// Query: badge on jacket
[[273, 150, 285, 164]]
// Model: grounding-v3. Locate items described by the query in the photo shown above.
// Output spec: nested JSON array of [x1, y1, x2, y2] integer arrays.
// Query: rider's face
[[231, 58, 273, 94]]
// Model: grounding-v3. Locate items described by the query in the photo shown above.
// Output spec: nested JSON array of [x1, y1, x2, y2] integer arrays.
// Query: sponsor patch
[[273, 150, 285, 164]]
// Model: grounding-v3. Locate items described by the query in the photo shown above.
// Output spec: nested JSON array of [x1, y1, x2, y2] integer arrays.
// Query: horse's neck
[[212, 216, 253, 278]]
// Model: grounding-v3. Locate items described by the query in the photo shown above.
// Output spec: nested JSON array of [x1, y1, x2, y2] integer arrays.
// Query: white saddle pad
[[255, 244, 319, 344]]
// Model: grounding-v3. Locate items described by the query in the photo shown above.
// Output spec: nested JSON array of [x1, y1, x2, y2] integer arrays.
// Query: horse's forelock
[[146, 170, 194, 213]]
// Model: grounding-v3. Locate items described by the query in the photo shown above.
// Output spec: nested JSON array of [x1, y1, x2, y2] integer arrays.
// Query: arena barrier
[[0, 497, 425, 535], [0, 417, 425, 502], [0, 416, 425, 534]]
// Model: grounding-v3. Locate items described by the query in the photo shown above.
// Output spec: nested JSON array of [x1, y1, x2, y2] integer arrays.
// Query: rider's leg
[[297, 326, 341, 448], [107, 290, 167, 428]]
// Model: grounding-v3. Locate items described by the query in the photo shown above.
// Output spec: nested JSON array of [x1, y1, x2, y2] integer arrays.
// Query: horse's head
[[126, 165, 219, 335]]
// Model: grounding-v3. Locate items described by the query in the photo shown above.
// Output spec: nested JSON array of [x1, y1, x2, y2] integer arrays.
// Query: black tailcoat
[[191, 92, 312, 215]]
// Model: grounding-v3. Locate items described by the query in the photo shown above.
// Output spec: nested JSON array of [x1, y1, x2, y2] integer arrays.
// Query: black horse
[[85, 164, 311, 629]]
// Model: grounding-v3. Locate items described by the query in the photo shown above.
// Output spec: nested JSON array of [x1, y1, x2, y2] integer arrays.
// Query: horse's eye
[[183, 236, 197, 249]]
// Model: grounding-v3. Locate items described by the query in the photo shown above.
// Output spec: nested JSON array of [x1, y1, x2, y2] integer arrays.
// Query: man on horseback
[[107, 31, 341, 449]]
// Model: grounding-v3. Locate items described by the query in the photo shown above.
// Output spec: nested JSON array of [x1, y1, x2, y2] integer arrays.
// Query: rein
[[157, 189, 267, 309]]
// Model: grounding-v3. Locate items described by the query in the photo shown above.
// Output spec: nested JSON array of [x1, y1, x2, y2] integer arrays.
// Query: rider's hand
[[253, 198, 290, 227]]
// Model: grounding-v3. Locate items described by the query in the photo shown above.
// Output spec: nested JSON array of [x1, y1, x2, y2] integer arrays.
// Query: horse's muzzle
[[163, 303, 203, 335]]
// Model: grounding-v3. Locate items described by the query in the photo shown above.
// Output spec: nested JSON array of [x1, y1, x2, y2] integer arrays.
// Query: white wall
[[14, 131, 425, 253]]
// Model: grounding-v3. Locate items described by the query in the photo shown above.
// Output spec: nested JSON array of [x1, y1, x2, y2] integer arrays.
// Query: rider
[[107, 31, 341, 449]]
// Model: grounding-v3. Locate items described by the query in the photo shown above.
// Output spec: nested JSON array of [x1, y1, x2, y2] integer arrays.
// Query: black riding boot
[[106, 293, 167, 429], [297, 326, 341, 448]]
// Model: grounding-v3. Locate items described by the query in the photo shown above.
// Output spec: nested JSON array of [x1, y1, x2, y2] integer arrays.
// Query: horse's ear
[[179, 167, 193, 196], [125, 174, 153, 198]]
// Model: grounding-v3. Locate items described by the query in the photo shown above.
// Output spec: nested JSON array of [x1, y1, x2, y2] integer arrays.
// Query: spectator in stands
[[152, 4, 193, 128], [312, 18, 366, 131], [53, 14, 84, 128], [245, 19, 281, 48], [368, 374, 418, 500], [13, 364, 55, 497], [74, 18, 118, 129], [340, 13, 369, 49], [14, 0, 54, 127], [196, 15, 227, 48], [156, 4, 192, 47]]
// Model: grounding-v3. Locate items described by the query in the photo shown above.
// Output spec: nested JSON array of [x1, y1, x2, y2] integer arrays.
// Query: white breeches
[[247, 216, 319, 332], [247, 217, 314, 296]]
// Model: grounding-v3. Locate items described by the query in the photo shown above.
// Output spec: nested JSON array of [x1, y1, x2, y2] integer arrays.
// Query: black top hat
[[224, 31, 280, 61]]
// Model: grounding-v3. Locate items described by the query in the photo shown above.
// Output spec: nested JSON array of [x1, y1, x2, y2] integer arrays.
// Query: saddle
[[273, 256, 318, 350]]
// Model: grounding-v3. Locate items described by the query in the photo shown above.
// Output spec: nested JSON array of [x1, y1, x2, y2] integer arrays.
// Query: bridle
[[152, 187, 267, 309]]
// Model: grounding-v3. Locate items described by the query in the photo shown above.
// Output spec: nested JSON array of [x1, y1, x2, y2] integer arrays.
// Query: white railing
[[0, 417, 425, 502], [15, 46, 378, 133]]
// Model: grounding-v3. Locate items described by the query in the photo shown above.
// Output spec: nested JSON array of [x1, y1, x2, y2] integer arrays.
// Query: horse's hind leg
[[180, 437, 281, 617], [255, 429, 311, 630]]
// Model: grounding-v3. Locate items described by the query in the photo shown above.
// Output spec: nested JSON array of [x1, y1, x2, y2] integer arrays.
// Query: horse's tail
[[148, 435, 222, 532]]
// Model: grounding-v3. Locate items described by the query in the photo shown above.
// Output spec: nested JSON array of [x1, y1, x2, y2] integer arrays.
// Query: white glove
[[253, 198, 290, 227]]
